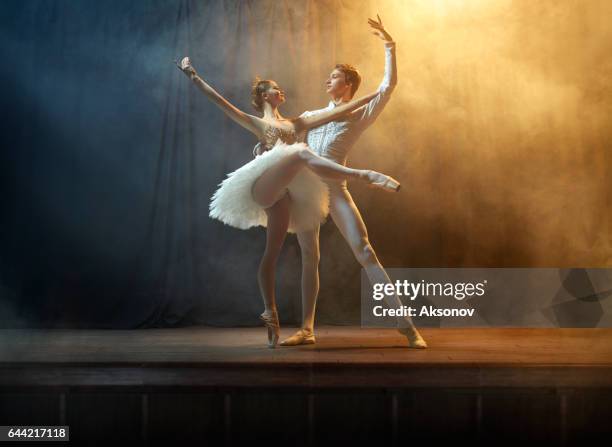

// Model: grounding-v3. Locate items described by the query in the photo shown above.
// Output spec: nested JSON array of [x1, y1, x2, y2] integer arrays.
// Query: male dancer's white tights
[[296, 180, 414, 332]]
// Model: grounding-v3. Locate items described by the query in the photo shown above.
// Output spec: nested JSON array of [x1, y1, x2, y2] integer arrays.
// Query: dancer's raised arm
[[292, 90, 378, 132], [348, 15, 397, 125], [175, 57, 265, 138]]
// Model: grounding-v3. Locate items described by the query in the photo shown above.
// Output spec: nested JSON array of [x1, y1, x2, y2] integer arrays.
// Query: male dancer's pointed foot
[[363, 170, 401, 192], [280, 328, 316, 346], [398, 326, 428, 349], [259, 309, 280, 348]]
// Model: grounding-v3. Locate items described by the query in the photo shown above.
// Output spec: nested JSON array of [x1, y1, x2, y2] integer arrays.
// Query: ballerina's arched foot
[[259, 309, 280, 348], [363, 170, 401, 192], [398, 325, 428, 348], [279, 328, 316, 346]]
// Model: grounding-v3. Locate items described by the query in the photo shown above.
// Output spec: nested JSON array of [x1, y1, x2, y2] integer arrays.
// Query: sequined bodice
[[262, 124, 298, 150]]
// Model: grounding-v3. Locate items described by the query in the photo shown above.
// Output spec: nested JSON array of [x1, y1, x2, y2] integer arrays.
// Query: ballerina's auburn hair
[[251, 77, 274, 112]]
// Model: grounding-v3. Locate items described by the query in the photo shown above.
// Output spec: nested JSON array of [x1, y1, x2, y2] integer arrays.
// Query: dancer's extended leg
[[252, 147, 396, 208], [328, 181, 428, 348], [258, 193, 290, 348]]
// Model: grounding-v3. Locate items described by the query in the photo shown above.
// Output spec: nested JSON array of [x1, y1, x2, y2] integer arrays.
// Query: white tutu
[[209, 141, 330, 234]]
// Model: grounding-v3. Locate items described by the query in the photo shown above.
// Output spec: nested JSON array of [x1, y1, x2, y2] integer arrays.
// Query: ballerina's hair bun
[[251, 77, 272, 112]]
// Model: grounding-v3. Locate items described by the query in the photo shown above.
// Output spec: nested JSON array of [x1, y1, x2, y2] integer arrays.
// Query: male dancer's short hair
[[335, 64, 361, 98]]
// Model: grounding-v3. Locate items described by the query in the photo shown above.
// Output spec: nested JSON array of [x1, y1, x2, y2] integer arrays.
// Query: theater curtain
[[1, 0, 609, 328]]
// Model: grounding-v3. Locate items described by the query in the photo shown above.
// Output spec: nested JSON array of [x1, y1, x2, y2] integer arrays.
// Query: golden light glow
[[347, 0, 611, 265], [211, 0, 611, 265]]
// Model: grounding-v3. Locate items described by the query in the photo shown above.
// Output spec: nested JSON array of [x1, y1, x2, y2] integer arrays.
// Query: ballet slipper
[[280, 328, 316, 346], [364, 170, 401, 192], [398, 325, 428, 349]]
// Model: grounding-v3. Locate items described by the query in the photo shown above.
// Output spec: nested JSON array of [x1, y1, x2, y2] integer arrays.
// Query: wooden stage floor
[[2, 326, 612, 445], [1, 326, 612, 389]]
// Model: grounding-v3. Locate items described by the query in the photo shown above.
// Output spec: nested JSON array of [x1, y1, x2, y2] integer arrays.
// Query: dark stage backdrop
[[1, 0, 610, 329]]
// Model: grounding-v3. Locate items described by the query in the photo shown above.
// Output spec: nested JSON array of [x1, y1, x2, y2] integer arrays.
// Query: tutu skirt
[[209, 141, 330, 234]]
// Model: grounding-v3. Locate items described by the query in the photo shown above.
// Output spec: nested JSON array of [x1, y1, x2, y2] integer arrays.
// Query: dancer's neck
[[262, 103, 284, 121], [331, 91, 352, 106]]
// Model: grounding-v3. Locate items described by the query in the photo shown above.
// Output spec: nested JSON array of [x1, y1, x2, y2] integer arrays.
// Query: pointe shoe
[[259, 310, 280, 349], [174, 56, 197, 79], [398, 326, 428, 349], [364, 170, 401, 192], [280, 329, 316, 346]]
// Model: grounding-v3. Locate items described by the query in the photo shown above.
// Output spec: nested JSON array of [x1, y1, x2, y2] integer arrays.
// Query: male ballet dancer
[[255, 16, 428, 348]]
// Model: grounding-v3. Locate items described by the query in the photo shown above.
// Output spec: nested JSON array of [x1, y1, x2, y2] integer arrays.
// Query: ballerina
[[175, 57, 400, 348]]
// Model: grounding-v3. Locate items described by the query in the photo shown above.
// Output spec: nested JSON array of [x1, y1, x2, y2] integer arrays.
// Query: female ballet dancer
[[175, 57, 400, 347]]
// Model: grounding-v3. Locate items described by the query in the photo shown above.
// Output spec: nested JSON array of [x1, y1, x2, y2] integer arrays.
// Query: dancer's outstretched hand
[[174, 56, 196, 77], [368, 14, 393, 42]]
